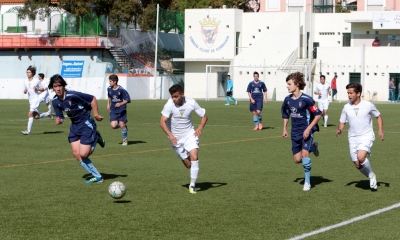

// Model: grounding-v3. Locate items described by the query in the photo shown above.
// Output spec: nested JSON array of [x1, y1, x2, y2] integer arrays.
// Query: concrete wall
[[0, 50, 174, 100], [317, 46, 400, 101]]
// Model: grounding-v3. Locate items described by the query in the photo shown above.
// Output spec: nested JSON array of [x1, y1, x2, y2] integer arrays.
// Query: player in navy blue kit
[[246, 72, 268, 130], [49, 74, 106, 184], [107, 74, 131, 146], [281, 72, 321, 191]]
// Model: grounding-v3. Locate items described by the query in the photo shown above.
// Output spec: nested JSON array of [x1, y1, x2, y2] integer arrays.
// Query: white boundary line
[[288, 203, 400, 240]]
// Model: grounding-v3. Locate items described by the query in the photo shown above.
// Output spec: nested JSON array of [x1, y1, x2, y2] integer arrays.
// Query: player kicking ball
[[49, 74, 106, 184], [160, 84, 208, 194], [336, 83, 384, 190], [282, 72, 321, 191]]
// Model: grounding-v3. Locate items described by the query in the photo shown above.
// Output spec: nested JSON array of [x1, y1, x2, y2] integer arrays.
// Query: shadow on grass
[[260, 126, 275, 130], [326, 124, 336, 127], [345, 180, 389, 191], [43, 131, 64, 134], [82, 173, 128, 181], [114, 200, 132, 203], [182, 182, 227, 192], [293, 176, 332, 189], [122, 140, 147, 145]]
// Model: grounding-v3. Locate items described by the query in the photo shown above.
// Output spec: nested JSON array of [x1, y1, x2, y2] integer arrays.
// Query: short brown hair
[[286, 72, 306, 90]]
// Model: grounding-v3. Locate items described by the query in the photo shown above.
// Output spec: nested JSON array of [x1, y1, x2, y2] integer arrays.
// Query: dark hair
[[48, 74, 67, 89], [227, 75, 230, 77], [320, 75, 326, 80], [253, 71, 259, 77], [169, 84, 183, 95], [27, 65, 36, 76], [38, 73, 44, 79], [346, 82, 362, 94], [286, 72, 306, 90], [109, 74, 119, 83]]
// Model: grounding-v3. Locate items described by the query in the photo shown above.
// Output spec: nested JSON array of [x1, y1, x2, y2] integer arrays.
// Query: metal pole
[[206, 65, 209, 100], [106, 16, 109, 48], [154, 4, 160, 99]]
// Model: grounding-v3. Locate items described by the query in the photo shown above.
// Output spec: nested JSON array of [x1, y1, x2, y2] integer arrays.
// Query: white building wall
[[317, 46, 400, 101]]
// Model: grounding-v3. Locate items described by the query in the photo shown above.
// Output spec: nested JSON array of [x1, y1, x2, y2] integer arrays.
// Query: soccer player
[[49, 74, 106, 184], [160, 84, 208, 194], [21, 66, 42, 135], [282, 72, 322, 191], [37, 73, 53, 118], [336, 83, 384, 190], [314, 75, 331, 127], [107, 74, 131, 146], [225, 75, 237, 105], [247, 71, 267, 130]]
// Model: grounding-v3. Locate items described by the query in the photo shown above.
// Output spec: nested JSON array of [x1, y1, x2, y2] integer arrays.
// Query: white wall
[[317, 46, 400, 101]]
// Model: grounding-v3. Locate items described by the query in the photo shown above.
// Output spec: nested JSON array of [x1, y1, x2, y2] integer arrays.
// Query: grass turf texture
[[0, 99, 399, 239]]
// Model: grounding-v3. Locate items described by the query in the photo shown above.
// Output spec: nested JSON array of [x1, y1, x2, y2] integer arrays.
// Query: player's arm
[[376, 115, 384, 141], [336, 122, 346, 137], [159, 115, 177, 146], [263, 91, 268, 103], [194, 114, 208, 137], [248, 92, 255, 104], [91, 96, 104, 121], [303, 105, 321, 139], [53, 102, 64, 125], [282, 118, 289, 138], [107, 97, 111, 112]]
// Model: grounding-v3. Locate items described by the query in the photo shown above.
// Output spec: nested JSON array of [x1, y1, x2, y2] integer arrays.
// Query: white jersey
[[39, 80, 49, 97], [23, 78, 41, 100], [161, 96, 206, 140], [339, 100, 380, 138], [314, 83, 331, 102]]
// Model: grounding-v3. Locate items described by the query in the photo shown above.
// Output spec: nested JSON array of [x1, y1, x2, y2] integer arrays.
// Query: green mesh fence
[[50, 14, 104, 36], [151, 8, 184, 34]]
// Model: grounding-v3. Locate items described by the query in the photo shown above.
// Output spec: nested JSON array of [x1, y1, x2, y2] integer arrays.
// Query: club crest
[[199, 18, 221, 48]]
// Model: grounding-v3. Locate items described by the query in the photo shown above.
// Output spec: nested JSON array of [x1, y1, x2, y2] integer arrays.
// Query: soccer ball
[[108, 181, 126, 199]]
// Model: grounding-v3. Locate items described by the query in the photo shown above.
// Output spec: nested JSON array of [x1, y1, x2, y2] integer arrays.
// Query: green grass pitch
[[0, 99, 399, 239]]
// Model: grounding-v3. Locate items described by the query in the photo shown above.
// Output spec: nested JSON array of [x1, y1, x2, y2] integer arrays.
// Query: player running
[[336, 82, 384, 190], [282, 72, 321, 191], [107, 74, 131, 146], [49, 74, 106, 184], [160, 84, 208, 194]]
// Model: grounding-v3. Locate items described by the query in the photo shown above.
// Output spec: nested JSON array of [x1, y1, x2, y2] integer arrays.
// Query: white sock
[[27, 117, 34, 132], [40, 112, 49, 118], [360, 158, 374, 178], [47, 104, 52, 113], [324, 115, 328, 125], [190, 160, 199, 187]]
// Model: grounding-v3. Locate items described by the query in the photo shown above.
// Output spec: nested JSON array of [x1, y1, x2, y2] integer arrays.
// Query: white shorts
[[170, 133, 199, 160], [318, 100, 329, 111], [348, 132, 375, 162], [29, 98, 40, 112], [39, 93, 50, 104]]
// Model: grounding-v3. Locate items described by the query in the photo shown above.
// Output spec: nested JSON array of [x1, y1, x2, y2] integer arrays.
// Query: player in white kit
[[160, 84, 208, 194], [336, 83, 384, 190], [21, 66, 43, 135], [37, 73, 53, 118], [314, 75, 331, 127]]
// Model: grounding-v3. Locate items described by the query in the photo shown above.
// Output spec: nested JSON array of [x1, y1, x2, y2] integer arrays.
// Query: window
[[349, 73, 361, 84], [342, 33, 351, 47]]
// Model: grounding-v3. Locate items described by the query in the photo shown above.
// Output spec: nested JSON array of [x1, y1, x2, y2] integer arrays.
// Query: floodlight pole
[[153, 4, 160, 99]]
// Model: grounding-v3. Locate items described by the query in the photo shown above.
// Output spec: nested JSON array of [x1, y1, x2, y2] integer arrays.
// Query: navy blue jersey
[[52, 90, 93, 124], [247, 81, 267, 99], [281, 93, 322, 138], [107, 86, 131, 113]]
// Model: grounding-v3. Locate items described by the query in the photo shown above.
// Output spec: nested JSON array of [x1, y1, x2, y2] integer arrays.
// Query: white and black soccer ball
[[108, 181, 126, 199]]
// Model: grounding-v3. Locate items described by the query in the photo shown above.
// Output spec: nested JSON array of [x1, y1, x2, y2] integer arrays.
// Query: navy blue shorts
[[291, 134, 314, 155], [110, 109, 127, 123], [68, 117, 97, 145], [250, 99, 263, 112]]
